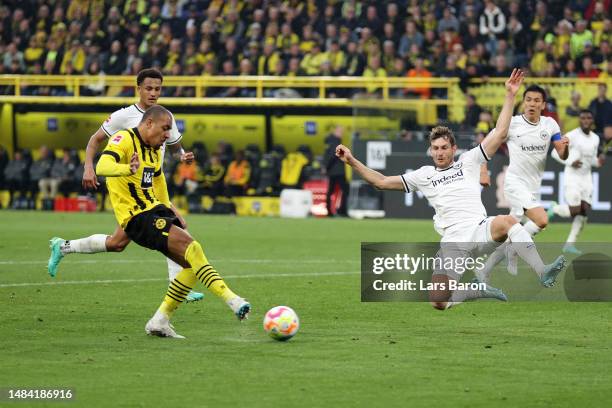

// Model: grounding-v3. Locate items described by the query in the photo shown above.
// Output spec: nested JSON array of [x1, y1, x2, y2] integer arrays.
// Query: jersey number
[[141, 167, 154, 188]]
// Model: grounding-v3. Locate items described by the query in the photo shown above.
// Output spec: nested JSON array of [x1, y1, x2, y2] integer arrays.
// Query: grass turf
[[0, 211, 611, 407]]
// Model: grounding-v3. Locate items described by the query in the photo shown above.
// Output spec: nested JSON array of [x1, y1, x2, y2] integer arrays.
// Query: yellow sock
[[159, 267, 197, 318], [185, 241, 237, 302]]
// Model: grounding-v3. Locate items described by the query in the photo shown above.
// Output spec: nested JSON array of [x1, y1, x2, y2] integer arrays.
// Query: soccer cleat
[[227, 297, 251, 321], [562, 244, 582, 256], [145, 311, 185, 339], [472, 278, 508, 301], [506, 245, 518, 276], [47, 237, 65, 278], [540, 255, 568, 288], [185, 291, 204, 303], [546, 201, 557, 221]]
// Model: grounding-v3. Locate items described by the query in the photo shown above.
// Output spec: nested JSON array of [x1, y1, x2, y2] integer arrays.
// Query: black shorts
[[124, 205, 181, 256]]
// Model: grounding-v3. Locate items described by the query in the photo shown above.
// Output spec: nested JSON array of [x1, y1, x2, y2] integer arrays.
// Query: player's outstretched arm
[[482, 69, 524, 158], [82, 128, 108, 190], [335, 144, 405, 191]]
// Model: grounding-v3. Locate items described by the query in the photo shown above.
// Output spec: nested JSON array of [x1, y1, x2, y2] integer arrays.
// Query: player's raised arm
[[82, 128, 109, 190], [482, 69, 524, 158], [335, 144, 405, 191]]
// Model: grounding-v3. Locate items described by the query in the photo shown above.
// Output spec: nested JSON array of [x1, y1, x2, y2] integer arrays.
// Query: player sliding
[[475, 84, 569, 281], [548, 109, 606, 255], [47, 69, 205, 303], [335, 69, 567, 310], [96, 105, 250, 338]]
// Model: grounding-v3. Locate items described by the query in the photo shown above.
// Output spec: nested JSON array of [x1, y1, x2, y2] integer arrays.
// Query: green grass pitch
[[1, 211, 611, 407]]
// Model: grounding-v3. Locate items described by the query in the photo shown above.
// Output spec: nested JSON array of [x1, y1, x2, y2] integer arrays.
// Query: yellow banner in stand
[[14, 112, 267, 151], [14, 112, 398, 155], [271, 115, 400, 155]]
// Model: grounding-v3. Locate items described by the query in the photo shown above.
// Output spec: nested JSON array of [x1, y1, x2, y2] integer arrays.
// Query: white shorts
[[504, 181, 541, 218], [564, 180, 593, 206], [437, 217, 497, 277]]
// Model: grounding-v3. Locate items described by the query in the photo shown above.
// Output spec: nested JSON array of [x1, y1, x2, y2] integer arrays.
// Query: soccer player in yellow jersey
[[96, 105, 250, 338], [47, 68, 204, 302]]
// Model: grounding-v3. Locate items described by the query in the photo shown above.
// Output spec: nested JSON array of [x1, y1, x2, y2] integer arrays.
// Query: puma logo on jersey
[[111, 135, 123, 144]]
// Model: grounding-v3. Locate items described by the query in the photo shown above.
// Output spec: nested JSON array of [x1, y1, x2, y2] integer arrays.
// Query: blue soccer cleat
[[472, 278, 508, 301], [185, 291, 204, 303], [546, 201, 557, 221], [562, 244, 582, 256], [48, 237, 65, 278], [540, 255, 568, 288]]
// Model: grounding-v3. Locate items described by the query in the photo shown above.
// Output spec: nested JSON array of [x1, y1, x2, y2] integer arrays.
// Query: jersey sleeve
[[400, 169, 422, 192], [96, 132, 132, 176], [100, 108, 128, 138], [460, 145, 490, 168], [548, 118, 562, 142], [165, 113, 183, 146]]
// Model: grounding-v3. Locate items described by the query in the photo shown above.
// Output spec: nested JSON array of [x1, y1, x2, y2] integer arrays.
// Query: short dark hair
[[579, 109, 593, 116], [136, 68, 163, 85], [429, 126, 456, 146], [523, 84, 547, 101], [141, 105, 171, 122]]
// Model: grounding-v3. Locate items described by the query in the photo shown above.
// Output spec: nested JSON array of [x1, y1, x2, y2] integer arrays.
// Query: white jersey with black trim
[[100, 104, 182, 157], [504, 114, 561, 192], [400, 145, 490, 235], [561, 127, 600, 180]]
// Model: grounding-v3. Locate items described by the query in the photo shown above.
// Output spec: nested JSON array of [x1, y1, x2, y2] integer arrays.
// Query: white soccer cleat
[[145, 311, 185, 339], [226, 297, 251, 321], [506, 245, 518, 276]]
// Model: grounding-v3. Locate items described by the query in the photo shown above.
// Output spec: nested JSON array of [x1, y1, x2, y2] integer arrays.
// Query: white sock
[[553, 204, 571, 218], [567, 215, 586, 244], [475, 240, 508, 283], [507, 224, 545, 276], [523, 220, 542, 236], [61, 234, 108, 254], [167, 257, 183, 282]]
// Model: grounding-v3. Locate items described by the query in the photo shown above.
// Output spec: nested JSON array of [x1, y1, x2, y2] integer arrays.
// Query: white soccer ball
[[263, 306, 299, 341]]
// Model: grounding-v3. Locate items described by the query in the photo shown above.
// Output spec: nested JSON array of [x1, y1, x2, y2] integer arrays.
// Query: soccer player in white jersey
[[47, 68, 205, 302], [335, 70, 567, 310], [475, 84, 570, 281], [548, 109, 605, 254]]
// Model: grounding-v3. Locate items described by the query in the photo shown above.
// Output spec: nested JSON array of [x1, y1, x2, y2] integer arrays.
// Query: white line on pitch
[[0, 259, 359, 265], [0, 271, 358, 288]]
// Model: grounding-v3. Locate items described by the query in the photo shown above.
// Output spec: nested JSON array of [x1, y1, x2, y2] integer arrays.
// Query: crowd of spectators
[[0, 0, 610, 98]]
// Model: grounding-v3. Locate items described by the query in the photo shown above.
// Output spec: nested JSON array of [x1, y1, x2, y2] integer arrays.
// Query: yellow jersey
[[96, 127, 167, 228]]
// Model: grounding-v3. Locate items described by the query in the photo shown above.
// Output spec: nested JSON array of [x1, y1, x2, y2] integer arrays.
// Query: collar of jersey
[[131, 126, 151, 148], [134, 104, 146, 113], [521, 114, 540, 126], [435, 162, 455, 172]]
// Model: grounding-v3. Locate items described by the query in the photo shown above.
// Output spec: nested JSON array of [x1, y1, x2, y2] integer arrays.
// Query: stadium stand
[[0, 0, 610, 212]]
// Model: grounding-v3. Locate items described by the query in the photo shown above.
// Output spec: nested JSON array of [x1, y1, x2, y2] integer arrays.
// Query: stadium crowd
[[0, 0, 610, 93]]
